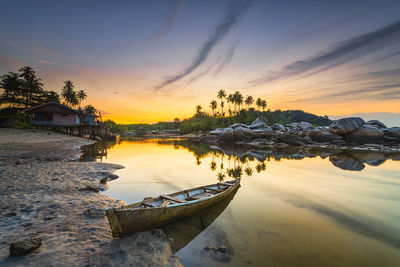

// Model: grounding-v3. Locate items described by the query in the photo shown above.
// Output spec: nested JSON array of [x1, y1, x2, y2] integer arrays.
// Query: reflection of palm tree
[[217, 172, 225, 182], [195, 156, 202, 166], [255, 162, 266, 173], [210, 161, 217, 171], [233, 166, 242, 179], [245, 167, 253, 177]]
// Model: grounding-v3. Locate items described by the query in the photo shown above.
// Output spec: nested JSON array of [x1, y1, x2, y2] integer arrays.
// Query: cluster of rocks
[[206, 116, 400, 150]]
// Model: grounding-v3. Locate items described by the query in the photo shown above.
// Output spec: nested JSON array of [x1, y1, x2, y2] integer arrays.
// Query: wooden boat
[[105, 178, 241, 238]]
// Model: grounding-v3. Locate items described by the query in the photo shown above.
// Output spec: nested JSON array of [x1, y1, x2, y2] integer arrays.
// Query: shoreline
[[0, 129, 181, 266]]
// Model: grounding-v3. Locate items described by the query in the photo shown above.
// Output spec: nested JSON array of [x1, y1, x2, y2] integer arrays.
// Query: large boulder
[[209, 128, 224, 135], [230, 123, 248, 129], [329, 117, 364, 135], [249, 116, 268, 129], [9, 238, 42, 256], [329, 154, 365, 171], [276, 133, 304, 146], [233, 126, 246, 141], [307, 130, 344, 143], [271, 123, 286, 132], [251, 127, 274, 139], [349, 124, 384, 144], [216, 128, 233, 144], [365, 120, 386, 129], [384, 127, 400, 137]]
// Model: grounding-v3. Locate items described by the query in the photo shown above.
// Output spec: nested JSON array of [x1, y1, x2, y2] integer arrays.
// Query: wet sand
[[0, 129, 181, 266]]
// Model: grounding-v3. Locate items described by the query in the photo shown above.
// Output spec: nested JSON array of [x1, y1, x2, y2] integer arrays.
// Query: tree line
[[0, 66, 96, 115], [196, 89, 268, 117]]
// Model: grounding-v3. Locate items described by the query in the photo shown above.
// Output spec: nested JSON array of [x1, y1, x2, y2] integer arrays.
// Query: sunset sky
[[1, 0, 400, 124]]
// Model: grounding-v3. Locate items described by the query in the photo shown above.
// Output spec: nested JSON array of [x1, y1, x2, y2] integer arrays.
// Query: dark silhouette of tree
[[210, 161, 217, 171], [195, 105, 202, 115], [0, 72, 21, 108], [245, 167, 253, 177], [217, 172, 225, 182], [61, 80, 78, 107], [227, 93, 234, 116], [19, 66, 44, 107], [261, 100, 267, 112], [77, 89, 87, 107], [245, 95, 254, 110], [210, 100, 217, 116], [83, 104, 97, 115], [256, 98, 262, 111], [44, 91, 60, 103], [217, 89, 226, 116]]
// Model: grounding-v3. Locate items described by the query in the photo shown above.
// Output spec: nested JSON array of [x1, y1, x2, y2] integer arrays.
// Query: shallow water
[[82, 138, 400, 266]]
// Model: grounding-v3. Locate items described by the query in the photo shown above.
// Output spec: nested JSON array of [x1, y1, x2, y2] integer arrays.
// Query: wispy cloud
[[37, 59, 56, 65], [250, 20, 400, 86], [187, 58, 221, 84], [155, 0, 254, 89], [214, 41, 238, 76]]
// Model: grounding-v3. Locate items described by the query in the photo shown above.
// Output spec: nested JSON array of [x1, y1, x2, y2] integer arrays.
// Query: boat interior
[[122, 180, 239, 210]]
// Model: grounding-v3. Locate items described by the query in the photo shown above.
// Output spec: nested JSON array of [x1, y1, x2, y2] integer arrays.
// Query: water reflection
[[81, 138, 400, 174], [161, 188, 239, 253], [80, 138, 400, 266]]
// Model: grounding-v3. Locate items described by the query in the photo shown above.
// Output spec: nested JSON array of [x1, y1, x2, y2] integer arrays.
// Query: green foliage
[[104, 119, 128, 133], [178, 109, 331, 134], [0, 66, 60, 110]]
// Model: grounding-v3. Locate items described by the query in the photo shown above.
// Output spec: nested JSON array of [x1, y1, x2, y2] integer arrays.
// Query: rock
[[204, 245, 215, 251], [100, 177, 108, 184], [299, 121, 314, 130], [349, 125, 384, 144], [276, 133, 304, 146], [230, 123, 248, 129], [9, 238, 42, 256], [79, 185, 100, 193], [329, 154, 365, 171], [384, 127, 400, 137], [303, 136, 313, 144], [249, 116, 268, 129], [329, 117, 364, 135], [233, 126, 246, 141], [242, 127, 252, 136], [366, 120, 386, 129], [217, 246, 228, 253], [209, 128, 224, 135], [271, 123, 286, 132], [216, 128, 233, 144], [307, 130, 344, 143]]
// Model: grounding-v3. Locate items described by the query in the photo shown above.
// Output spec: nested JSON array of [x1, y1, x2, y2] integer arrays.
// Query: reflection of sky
[[99, 140, 400, 266], [1, 1, 400, 123]]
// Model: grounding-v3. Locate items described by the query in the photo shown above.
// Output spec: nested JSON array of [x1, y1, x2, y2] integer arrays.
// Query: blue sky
[[1, 0, 400, 123]]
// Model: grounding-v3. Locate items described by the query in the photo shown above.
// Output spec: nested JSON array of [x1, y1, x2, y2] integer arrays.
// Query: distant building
[[25, 102, 80, 126]]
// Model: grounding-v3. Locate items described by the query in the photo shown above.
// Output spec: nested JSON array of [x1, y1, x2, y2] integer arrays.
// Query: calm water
[[82, 139, 400, 266]]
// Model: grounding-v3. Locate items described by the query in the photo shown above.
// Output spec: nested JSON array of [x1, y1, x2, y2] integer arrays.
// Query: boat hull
[[106, 180, 240, 238]]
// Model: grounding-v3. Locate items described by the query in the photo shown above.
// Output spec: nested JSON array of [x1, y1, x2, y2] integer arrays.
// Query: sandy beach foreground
[[0, 129, 181, 266]]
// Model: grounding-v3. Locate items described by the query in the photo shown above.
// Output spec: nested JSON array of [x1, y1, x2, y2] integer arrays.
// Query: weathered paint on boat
[[105, 179, 241, 238]]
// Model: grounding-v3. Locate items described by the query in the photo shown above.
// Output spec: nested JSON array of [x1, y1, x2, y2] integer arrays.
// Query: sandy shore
[[0, 129, 181, 266]]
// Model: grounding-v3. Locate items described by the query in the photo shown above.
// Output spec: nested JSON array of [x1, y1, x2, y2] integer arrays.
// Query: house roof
[[24, 102, 78, 114]]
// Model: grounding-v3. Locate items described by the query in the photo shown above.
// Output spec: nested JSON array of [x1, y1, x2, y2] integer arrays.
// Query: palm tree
[[245, 95, 254, 110], [245, 167, 253, 177], [19, 66, 44, 107], [220, 101, 225, 117], [217, 89, 226, 116], [210, 161, 217, 171], [217, 172, 225, 182], [256, 98, 262, 111], [77, 89, 87, 107], [61, 80, 78, 107], [195, 105, 202, 115], [234, 91, 243, 113], [83, 104, 97, 115], [261, 100, 267, 112], [227, 94, 233, 116], [0, 72, 21, 108], [210, 100, 217, 116]]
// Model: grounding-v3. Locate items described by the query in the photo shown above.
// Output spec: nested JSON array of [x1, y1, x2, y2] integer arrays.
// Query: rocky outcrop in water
[[205, 116, 400, 152]]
